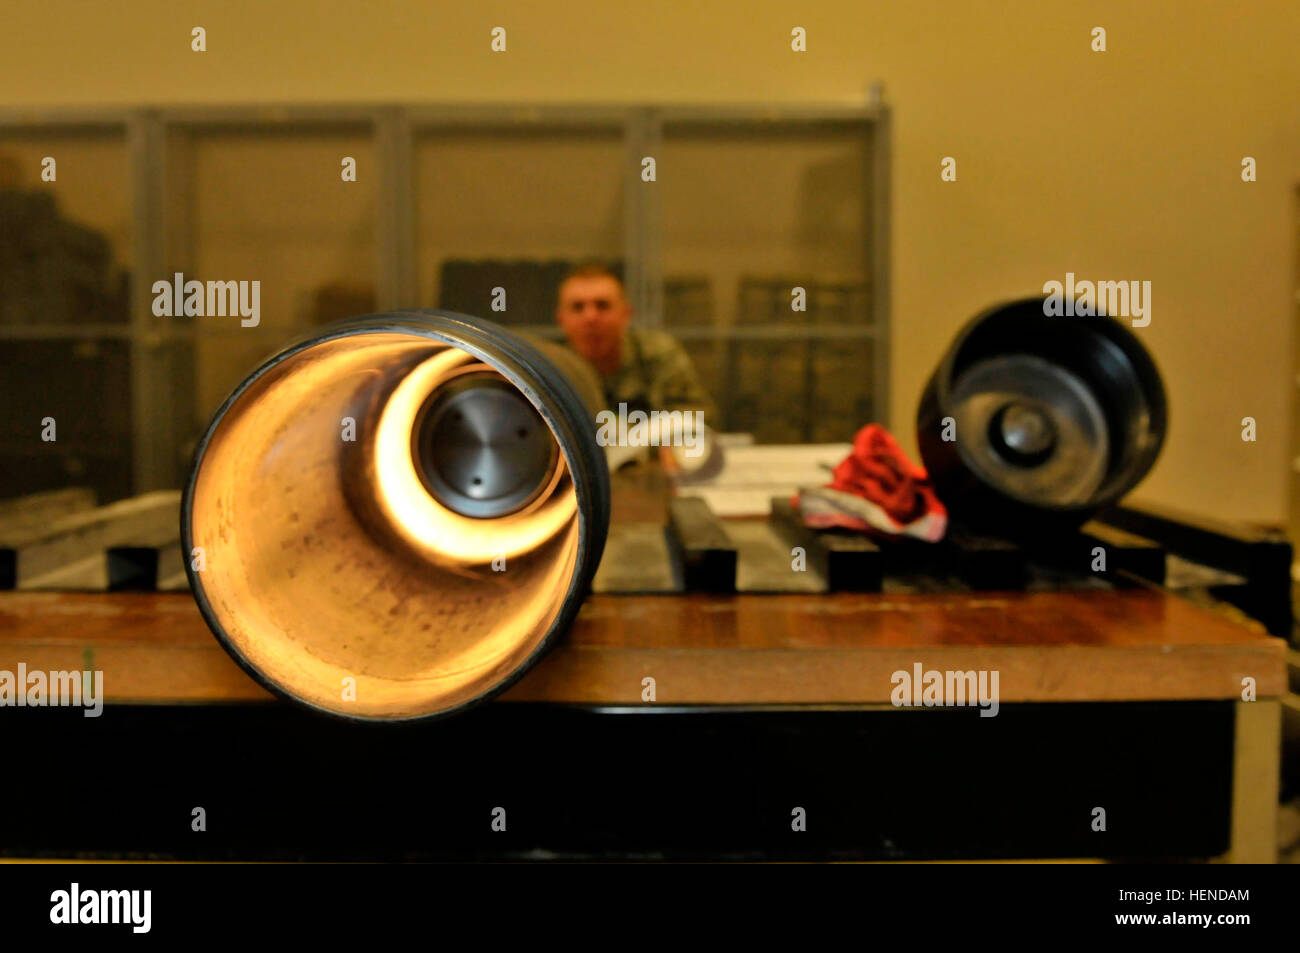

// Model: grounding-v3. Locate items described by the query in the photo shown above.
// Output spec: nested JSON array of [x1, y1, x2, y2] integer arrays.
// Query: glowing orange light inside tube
[[372, 348, 579, 565]]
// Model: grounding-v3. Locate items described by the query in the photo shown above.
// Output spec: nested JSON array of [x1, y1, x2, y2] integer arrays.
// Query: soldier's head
[[555, 262, 631, 367]]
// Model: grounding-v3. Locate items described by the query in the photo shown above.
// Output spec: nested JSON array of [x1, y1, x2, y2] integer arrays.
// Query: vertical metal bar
[[164, 127, 197, 277], [162, 121, 198, 488], [1289, 185, 1300, 551], [624, 108, 663, 328], [1229, 699, 1280, 862], [127, 110, 168, 492], [804, 333, 816, 442], [870, 105, 892, 428], [376, 108, 416, 310]]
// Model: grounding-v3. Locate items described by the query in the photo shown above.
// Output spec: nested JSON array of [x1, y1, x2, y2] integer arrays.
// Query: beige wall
[[3, 0, 1297, 521]]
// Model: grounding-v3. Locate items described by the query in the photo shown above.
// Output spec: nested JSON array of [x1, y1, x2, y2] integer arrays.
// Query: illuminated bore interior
[[188, 332, 581, 719]]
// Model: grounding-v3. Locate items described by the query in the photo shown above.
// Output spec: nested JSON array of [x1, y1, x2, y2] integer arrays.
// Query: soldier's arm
[[654, 338, 719, 426]]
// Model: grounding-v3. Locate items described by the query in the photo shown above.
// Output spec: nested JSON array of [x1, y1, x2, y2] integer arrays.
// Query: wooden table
[[0, 587, 1284, 707], [0, 464, 1288, 861], [0, 583, 1285, 862]]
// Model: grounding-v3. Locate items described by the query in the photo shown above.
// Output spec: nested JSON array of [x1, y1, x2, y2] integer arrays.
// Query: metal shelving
[[0, 100, 890, 493]]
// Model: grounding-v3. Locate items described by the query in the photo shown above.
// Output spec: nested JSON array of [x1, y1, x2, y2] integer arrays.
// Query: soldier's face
[[556, 276, 631, 362]]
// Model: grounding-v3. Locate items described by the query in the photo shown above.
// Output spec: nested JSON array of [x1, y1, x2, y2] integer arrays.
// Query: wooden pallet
[[0, 486, 1288, 650], [0, 488, 181, 591]]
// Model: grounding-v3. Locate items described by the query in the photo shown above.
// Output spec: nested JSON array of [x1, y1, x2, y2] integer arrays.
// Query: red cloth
[[831, 425, 941, 527], [796, 424, 947, 541]]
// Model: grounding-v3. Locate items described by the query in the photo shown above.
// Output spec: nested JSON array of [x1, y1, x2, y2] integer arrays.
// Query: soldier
[[554, 262, 717, 425]]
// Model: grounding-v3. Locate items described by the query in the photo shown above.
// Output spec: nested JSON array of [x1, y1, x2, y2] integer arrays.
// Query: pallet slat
[[592, 523, 682, 594], [768, 498, 882, 592], [1024, 521, 1166, 585], [1, 491, 180, 590], [1077, 521, 1166, 583], [1097, 502, 1292, 637], [0, 486, 96, 526], [666, 497, 737, 593], [947, 531, 1027, 591], [729, 518, 827, 593], [107, 529, 186, 592]]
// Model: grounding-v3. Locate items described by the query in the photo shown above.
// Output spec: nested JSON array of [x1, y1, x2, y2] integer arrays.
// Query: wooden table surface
[[0, 466, 1287, 707], [0, 586, 1285, 705]]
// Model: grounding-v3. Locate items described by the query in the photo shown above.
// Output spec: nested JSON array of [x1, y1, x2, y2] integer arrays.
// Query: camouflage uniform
[[569, 326, 717, 426]]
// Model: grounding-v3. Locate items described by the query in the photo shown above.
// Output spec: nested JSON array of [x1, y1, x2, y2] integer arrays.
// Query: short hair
[[559, 260, 625, 291]]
